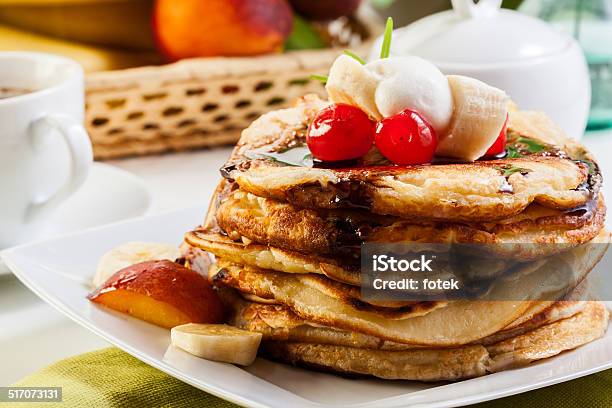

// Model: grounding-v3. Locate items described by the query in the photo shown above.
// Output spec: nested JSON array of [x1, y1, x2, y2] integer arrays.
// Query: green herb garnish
[[344, 50, 366, 65], [506, 145, 523, 158], [494, 165, 532, 178], [505, 135, 547, 158], [245, 146, 313, 167], [518, 137, 545, 153], [310, 74, 328, 84], [380, 17, 394, 59]]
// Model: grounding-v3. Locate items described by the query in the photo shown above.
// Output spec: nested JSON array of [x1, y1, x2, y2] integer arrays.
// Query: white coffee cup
[[0, 52, 93, 247]]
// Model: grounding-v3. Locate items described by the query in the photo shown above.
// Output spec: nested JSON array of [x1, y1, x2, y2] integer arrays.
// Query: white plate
[[0, 162, 151, 275], [2, 208, 612, 408]]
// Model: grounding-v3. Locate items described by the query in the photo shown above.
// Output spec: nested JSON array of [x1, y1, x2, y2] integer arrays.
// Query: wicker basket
[[85, 46, 369, 160]]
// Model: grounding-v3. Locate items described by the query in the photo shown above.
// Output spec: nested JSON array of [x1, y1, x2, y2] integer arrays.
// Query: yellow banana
[[0, 0, 154, 50], [0, 23, 160, 72]]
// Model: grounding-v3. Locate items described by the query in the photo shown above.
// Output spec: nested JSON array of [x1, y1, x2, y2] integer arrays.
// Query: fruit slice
[[436, 75, 509, 161], [171, 323, 262, 366], [94, 242, 181, 287], [325, 54, 382, 121], [88, 260, 225, 329]]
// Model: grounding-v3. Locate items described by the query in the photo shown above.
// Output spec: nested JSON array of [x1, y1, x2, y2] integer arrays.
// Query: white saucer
[[0, 162, 151, 276]]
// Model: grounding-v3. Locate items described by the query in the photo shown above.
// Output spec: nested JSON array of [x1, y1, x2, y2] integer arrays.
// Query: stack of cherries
[[306, 104, 508, 165]]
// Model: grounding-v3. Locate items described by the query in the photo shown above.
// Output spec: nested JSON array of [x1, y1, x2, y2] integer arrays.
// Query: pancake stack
[[184, 95, 609, 381]]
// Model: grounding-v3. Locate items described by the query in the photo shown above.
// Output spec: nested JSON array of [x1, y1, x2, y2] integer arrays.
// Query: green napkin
[[5, 347, 612, 408], [4, 348, 234, 408]]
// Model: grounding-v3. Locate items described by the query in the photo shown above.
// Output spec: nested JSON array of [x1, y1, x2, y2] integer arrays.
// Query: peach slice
[[88, 260, 224, 329]]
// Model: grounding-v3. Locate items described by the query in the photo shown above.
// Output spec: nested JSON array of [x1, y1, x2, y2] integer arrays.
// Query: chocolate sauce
[[313, 158, 361, 169], [572, 160, 602, 199], [328, 215, 378, 256], [328, 180, 373, 210], [564, 198, 597, 220]]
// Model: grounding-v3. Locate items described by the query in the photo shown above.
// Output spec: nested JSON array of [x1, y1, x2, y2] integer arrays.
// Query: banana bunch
[[0, 0, 159, 72]]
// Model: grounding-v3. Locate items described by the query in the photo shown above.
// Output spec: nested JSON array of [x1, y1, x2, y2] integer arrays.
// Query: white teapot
[[369, 0, 590, 139]]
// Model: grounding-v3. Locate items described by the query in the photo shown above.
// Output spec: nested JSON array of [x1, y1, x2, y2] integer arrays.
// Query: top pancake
[[221, 95, 601, 222]]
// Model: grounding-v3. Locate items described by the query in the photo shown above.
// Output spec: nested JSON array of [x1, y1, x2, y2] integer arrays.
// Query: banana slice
[[93, 242, 180, 287], [436, 75, 509, 161], [326, 54, 382, 120], [171, 323, 262, 366]]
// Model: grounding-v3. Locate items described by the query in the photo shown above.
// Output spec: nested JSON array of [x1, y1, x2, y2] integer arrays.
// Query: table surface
[[1, 131, 611, 386]]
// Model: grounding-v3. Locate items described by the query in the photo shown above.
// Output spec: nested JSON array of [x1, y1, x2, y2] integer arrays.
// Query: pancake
[[207, 241, 606, 346], [486, 301, 609, 371], [500, 278, 590, 332], [214, 183, 605, 260], [260, 301, 608, 381], [186, 230, 363, 285], [209, 259, 446, 320], [220, 95, 601, 222], [224, 289, 588, 351], [262, 341, 490, 381], [210, 269, 537, 345]]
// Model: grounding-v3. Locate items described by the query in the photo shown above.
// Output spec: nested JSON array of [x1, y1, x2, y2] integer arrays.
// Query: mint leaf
[[246, 146, 313, 167], [344, 50, 366, 65], [506, 145, 523, 158], [380, 17, 394, 59], [518, 137, 545, 153], [505, 136, 547, 158]]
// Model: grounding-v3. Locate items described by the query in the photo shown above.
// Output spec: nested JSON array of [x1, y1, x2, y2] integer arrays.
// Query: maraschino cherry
[[306, 103, 376, 162], [375, 109, 437, 165]]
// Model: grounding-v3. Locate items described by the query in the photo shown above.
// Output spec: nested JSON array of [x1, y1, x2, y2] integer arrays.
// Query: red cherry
[[307, 104, 376, 162], [484, 114, 509, 157], [374, 109, 437, 165]]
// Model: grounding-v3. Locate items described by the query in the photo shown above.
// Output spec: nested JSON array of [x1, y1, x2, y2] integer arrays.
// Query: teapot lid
[[369, 0, 573, 65]]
